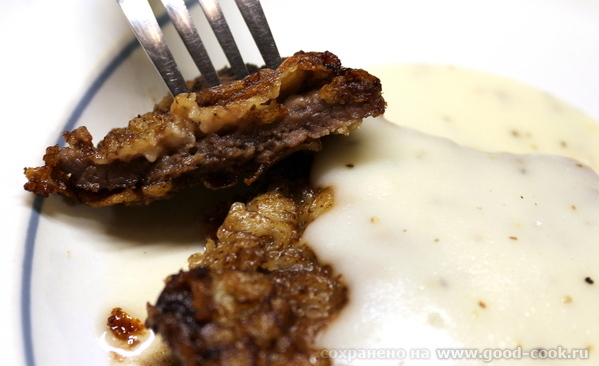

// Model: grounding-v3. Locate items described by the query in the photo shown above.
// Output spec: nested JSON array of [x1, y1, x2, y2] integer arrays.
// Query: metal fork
[[117, 0, 281, 96]]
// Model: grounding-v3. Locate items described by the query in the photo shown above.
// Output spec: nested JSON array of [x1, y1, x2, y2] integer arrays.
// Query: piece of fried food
[[24, 51, 385, 207], [146, 182, 346, 366]]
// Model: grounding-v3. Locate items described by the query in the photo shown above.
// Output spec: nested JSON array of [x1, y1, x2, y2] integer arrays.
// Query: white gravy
[[304, 64, 599, 365], [369, 64, 599, 171]]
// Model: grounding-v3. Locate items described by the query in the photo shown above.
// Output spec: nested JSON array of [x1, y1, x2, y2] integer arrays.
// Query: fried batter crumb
[[107, 308, 147, 347], [105, 308, 180, 366]]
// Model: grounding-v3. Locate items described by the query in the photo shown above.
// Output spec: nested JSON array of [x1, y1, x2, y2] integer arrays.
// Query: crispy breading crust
[[24, 51, 385, 207], [146, 176, 346, 366]]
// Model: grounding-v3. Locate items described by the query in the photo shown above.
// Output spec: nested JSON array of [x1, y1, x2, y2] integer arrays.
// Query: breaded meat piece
[[146, 184, 346, 366], [24, 51, 385, 207]]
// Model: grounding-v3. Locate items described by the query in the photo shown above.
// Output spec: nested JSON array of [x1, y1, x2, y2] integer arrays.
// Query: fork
[[117, 0, 281, 96]]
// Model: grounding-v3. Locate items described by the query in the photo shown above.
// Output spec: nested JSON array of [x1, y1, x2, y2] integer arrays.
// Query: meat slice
[[24, 51, 385, 206], [146, 181, 347, 366]]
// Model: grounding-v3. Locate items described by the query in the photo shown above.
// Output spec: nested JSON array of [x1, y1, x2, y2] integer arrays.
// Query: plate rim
[[18, 9, 179, 363]]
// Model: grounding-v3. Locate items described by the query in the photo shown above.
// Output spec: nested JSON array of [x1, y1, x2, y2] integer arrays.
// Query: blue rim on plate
[[19, 7, 180, 364], [20, 38, 138, 366]]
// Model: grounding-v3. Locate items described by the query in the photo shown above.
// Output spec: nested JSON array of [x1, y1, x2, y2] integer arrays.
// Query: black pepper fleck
[[585, 277, 594, 285], [345, 163, 355, 168]]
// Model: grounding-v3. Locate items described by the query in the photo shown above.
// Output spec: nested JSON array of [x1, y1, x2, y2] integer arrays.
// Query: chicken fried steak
[[24, 51, 385, 207], [146, 180, 346, 366]]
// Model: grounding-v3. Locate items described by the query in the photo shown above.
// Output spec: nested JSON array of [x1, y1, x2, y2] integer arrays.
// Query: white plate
[[11, 0, 599, 365]]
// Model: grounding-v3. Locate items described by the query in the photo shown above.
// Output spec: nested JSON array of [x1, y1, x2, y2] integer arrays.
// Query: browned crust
[[146, 183, 346, 366], [24, 51, 385, 207]]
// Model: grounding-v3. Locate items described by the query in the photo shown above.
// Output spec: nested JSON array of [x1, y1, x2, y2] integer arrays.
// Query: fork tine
[[117, 0, 189, 96], [234, 0, 281, 70], [198, 0, 250, 80], [161, 0, 221, 87]]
